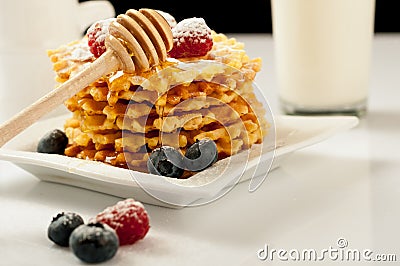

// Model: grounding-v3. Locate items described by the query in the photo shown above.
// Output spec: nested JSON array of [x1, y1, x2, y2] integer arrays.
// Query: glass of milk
[[271, 0, 375, 116]]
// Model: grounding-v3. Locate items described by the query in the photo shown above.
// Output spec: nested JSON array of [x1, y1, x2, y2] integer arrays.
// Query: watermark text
[[257, 238, 397, 262]]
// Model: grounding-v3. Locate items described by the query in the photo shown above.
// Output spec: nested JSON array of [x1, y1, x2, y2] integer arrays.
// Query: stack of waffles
[[47, 29, 269, 177]]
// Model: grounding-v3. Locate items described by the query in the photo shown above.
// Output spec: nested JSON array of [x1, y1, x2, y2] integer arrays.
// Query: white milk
[[271, 0, 375, 113]]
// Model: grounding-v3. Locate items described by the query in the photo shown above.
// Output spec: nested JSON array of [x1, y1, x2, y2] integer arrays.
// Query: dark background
[[81, 0, 399, 33]]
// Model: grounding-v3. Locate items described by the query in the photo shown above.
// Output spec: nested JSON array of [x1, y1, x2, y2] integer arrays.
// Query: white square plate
[[0, 114, 358, 208]]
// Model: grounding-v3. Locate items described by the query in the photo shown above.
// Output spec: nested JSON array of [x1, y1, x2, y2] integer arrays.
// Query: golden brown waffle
[[48, 30, 268, 177]]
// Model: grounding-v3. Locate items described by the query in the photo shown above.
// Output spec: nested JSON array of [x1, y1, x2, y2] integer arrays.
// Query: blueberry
[[69, 222, 119, 264], [37, 129, 68, 155], [47, 212, 84, 247], [147, 146, 184, 178], [185, 138, 218, 171]]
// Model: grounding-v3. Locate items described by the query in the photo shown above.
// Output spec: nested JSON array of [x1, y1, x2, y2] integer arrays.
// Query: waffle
[[48, 30, 268, 178]]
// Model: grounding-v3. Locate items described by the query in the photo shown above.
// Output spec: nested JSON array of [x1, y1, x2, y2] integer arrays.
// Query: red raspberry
[[91, 198, 150, 246], [168, 17, 213, 59], [86, 18, 115, 58]]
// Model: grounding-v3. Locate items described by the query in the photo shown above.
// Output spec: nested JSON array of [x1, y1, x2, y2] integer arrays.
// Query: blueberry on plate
[[147, 146, 184, 178], [185, 138, 218, 171], [69, 222, 119, 264], [37, 129, 68, 155], [47, 212, 84, 247]]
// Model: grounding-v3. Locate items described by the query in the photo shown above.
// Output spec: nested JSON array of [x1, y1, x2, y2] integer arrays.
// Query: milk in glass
[[271, 0, 375, 115]]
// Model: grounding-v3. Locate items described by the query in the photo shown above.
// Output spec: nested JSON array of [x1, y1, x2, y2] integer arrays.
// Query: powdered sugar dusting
[[168, 17, 213, 58], [172, 17, 212, 42], [66, 43, 94, 61], [116, 198, 145, 211], [87, 18, 115, 41]]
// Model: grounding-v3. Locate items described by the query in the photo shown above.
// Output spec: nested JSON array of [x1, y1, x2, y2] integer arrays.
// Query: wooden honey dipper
[[0, 8, 173, 147]]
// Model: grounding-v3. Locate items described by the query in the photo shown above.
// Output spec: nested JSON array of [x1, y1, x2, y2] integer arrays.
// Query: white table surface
[[1, 33, 400, 266]]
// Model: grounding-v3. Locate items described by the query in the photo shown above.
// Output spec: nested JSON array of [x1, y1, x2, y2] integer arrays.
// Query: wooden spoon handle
[[0, 51, 119, 148]]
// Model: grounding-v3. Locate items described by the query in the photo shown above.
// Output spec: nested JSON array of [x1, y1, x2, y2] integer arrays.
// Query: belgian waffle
[[48, 30, 268, 177]]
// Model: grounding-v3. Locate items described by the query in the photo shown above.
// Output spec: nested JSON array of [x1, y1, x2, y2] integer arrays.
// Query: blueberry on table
[[47, 212, 84, 247], [185, 138, 218, 171], [37, 129, 68, 155], [147, 146, 184, 178], [69, 223, 119, 264]]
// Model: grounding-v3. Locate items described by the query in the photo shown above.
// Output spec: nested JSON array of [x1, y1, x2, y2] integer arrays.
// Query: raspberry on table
[[168, 17, 213, 59], [86, 18, 116, 58], [91, 198, 150, 246]]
